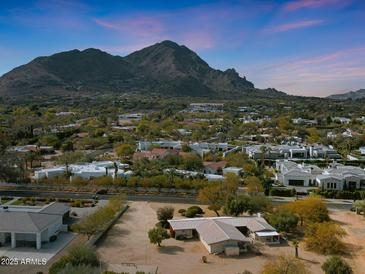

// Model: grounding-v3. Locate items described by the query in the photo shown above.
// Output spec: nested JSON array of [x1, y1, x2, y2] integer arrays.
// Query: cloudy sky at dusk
[[1, 0, 365, 97]]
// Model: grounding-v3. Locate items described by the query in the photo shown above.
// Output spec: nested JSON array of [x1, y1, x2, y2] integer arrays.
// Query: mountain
[[328, 89, 365, 100], [0, 40, 284, 98]]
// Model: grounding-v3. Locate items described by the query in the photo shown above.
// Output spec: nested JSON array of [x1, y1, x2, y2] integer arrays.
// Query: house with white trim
[[34, 161, 131, 181], [275, 160, 322, 187], [0, 203, 69, 250], [168, 216, 279, 255], [316, 164, 365, 191]]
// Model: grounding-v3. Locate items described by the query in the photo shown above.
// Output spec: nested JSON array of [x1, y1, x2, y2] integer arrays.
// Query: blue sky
[[1, 0, 365, 96]]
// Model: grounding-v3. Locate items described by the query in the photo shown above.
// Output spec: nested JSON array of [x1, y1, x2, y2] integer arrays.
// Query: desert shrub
[[319, 190, 364, 200], [187, 206, 204, 214], [269, 188, 296, 197], [49, 256, 70, 274], [322, 256, 353, 274], [262, 255, 310, 274], [157, 207, 174, 228], [185, 206, 203, 218]]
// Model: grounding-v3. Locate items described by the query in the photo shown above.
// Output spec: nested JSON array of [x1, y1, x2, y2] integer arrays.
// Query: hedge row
[[318, 190, 365, 200], [269, 187, 297, 197]]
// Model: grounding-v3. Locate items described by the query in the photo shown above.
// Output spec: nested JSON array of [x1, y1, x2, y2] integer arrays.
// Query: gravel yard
[[96, 201, 328, 274]]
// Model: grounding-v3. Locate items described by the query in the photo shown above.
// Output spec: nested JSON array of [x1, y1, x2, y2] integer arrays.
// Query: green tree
[[322, 256, 353, 274], [198, 178, 238, 216], [183, 154, 203, 171], [115, 143, 135, 159], [224, 195, 250, 216], [224, 152, 248, 167], [148, 226, 170, 247], [38, 134, 61, 148], [247, 195, 270, 215], [57, 151, 88, 165], [61, 140, 74, 152], [157, 207, 174, 228], [224, 195, 270, 216], [267, 209, 299, 233]]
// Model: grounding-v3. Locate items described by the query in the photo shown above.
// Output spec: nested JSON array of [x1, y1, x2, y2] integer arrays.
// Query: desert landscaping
[[95, 201, 365, 274]]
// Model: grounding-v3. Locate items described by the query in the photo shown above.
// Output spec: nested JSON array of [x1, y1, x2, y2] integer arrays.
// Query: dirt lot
[[330, 210, 365, 274], [97, 201, 330, 274]]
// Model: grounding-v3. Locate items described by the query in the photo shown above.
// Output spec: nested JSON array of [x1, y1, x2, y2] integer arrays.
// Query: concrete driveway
[[0, 232, 75, 263]]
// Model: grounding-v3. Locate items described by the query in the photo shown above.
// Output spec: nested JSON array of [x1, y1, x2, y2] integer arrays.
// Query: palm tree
[[113, 162, 118, 179], [292, 240, 299, 258]]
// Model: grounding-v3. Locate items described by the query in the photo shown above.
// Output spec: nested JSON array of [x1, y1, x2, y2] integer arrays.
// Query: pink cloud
[[245, 45, 365, 96], [94, 16, 164, 38], [283, 0, 352, 11], [92, 1, 272, 52], [179, 32, 215, 49], [265, 19, 323, 33]]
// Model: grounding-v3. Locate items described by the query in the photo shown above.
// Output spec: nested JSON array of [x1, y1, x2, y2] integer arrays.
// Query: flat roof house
[[316, 164, 365, 191], [275, 160, 322, 187], [0, 203, 70, 250], [168, 216, 279, 256]]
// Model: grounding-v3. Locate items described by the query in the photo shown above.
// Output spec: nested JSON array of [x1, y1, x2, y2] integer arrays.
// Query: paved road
[[0, 190, 198, 204], [0, 189, 354, 210]]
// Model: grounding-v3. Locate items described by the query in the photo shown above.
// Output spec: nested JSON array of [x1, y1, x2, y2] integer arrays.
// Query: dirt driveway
[[330, 211, 365, 274], [96, 201, 328, 274]]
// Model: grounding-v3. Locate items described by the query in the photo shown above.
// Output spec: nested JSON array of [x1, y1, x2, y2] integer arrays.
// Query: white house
[[137, 140, 182, 151], [245, 144, 341, 160], [316, 164, 365, 191], [186, 103, 224, 113], [275, 160, 322, 187], [360, 147, 365, 156], [118, 113, 143, 126], [34, 161, 131, 181], [168, 216, 279, 255], [333, 117, 351, 124], [0, 203, 69, 250]]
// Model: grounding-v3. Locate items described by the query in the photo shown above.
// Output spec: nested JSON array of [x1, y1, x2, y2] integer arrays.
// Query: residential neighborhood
[[1, 0, 365, 273], [1, 94, 365, 273]]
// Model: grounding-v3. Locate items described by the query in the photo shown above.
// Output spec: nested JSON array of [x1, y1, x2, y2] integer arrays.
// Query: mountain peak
[[0, 41, 283, 98], [159, 40, 181, 48], [328, 89, 365, 100]]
